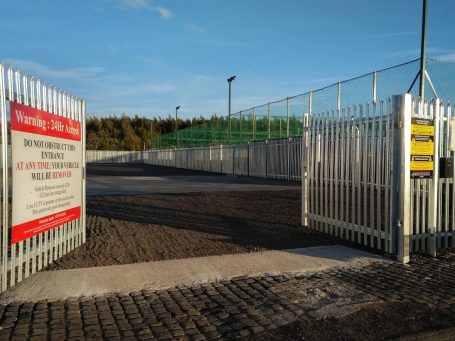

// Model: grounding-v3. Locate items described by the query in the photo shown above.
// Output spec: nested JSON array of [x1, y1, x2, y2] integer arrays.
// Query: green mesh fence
[[152, 58, 455, 148]]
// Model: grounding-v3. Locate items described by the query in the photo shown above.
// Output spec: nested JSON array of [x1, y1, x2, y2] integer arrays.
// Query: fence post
[[337, 81, 341, 111], [252, 108, 256, 141], [220, 144, 223, 173], [0, 64, 9, 291], [209, 146, 212, 173], [268, 104, 271, 139], [428, 99, 440, 257], [391, 94, 412, 264], [228, 114, 231, 144], [302, 113, 310, 227], [247, 142, 250, 176], [232, 145, 235, 175], [265, 140, 269, 179], [286, 97, 290, 137], [287, 138, 291, 181], [373, 71, 377, 104], [239, 111, 242, 144]]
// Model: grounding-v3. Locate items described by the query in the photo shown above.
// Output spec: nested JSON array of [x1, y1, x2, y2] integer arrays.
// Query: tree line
[[86, 115, 208, 150]]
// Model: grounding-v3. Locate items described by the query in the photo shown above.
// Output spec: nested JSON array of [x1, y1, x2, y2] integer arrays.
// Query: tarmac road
[[87, 163, 299, 196]]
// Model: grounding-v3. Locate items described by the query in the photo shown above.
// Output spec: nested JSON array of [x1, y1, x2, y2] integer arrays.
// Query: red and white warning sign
[[11, 102, 82, 244]]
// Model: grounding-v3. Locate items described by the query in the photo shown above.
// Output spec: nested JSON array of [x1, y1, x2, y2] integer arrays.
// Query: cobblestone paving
[[0, 253, 454, 340]]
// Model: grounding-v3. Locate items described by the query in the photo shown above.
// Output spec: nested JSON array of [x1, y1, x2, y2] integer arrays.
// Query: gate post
[[302, 113, 310, 227], [265, 140, 269, 179], [287, 138, 291, 181], [247, 142, 250, 176], [428, 99, 441, 257], [392, 94, 412, 264]]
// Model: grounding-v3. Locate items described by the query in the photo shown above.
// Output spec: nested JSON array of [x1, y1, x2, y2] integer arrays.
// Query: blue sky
[[1, 0, 454, 119]]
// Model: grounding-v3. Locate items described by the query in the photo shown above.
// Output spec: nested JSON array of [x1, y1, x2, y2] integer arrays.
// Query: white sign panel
[[11, 101, 82, 244]]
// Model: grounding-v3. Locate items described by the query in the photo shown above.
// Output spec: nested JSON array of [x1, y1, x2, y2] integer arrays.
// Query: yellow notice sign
[[410, 117, 434, 178], [411, 124, 434, 136], [411, 138, 434, 155], [410, 161, 433, 171], [410, 155, 433, 171]]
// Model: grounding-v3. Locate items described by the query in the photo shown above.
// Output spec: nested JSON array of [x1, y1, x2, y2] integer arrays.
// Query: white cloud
[[6, 59, 104, 80], [155, 6, 172, 19], [111, 1, 173, 20], [434, 53, 455, 62], [118, 0, 150, 8], [185, 24, 204, 34]]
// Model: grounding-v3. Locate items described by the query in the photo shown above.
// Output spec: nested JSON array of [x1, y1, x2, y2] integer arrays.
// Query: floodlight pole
[[175, 105, 180, 147], [419, 0, 428, 100], [227, 75, 236, 144]]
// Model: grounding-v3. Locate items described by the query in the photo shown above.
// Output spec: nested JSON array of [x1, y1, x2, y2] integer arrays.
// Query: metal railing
[[87, 137, 303, 181], [301, 94, 454, 262], [88, 94, 455, 262], [0, 63, 86, 292]]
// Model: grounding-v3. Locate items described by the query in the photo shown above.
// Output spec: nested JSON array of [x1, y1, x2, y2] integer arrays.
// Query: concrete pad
[[0, 245, 391, 303]]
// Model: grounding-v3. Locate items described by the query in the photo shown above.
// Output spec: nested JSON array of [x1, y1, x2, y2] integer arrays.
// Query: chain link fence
[[151, 58, 455, 149]]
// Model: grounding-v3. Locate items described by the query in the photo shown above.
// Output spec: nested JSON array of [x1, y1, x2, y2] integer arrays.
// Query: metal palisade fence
[[0, 63, 86, 292], [86, 94, 455, 262], [301, 94, 454, 262], [87, 138, 303, 181]]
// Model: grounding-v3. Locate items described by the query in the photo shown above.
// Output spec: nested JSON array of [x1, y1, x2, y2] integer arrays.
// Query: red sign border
[[10, 101, 81, 141], [10, 101, 82, 244], [11, 206, 81, 244]]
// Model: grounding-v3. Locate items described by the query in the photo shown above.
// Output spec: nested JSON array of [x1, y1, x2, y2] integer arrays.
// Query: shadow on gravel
[[86, 191, 343, 251], [87, 163, 218, 177], [48, 164, 378, 270], [47, 189, 362, 270]]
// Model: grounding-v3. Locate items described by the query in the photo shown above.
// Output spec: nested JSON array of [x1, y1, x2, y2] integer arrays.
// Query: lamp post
[[175, 105, 180, 147], [419, 0, 428, 100], [227, 75, 236, 144]]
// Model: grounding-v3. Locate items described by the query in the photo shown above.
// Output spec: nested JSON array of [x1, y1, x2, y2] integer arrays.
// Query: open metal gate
[[302, 93, 454, 262]]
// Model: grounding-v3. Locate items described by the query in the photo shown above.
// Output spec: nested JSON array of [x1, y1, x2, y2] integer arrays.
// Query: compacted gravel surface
[[47, 188, 346, 270]]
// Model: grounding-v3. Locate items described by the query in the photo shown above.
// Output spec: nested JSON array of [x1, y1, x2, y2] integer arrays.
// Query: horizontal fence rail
[[87, 136, 303, 181]]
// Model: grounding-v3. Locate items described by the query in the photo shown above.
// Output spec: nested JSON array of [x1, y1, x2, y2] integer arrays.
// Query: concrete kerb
[[0, 245, 392, 304]]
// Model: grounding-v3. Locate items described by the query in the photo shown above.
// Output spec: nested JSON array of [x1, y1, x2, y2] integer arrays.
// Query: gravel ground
[[43, 163, 349, 270], [46, 189, 347, 270]]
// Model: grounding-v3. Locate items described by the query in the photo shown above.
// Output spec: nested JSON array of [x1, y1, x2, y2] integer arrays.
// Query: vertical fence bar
[[0, 64, 8, 292], [252, 108, 256, 141], [302, 113, 310, 226], [373, 71, 377, 104], [428, 99, 440, 256], [392, 94, 412, 263], [286, 97, 290, 138], [339, 108, 346, 238], [334, 107, 340, 237], [337, 81, 341, 112], [450, 105, 455, 249]]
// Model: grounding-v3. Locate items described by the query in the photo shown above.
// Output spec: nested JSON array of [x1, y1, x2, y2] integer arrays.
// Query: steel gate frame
[[302, 93, 454, 263]]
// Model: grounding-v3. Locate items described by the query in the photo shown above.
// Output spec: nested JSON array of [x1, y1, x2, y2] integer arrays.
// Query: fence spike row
[[0, 62, 86, 292]]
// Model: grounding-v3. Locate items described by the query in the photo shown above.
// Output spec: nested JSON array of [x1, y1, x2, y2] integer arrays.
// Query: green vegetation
[[86, 115, 208, 150]]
